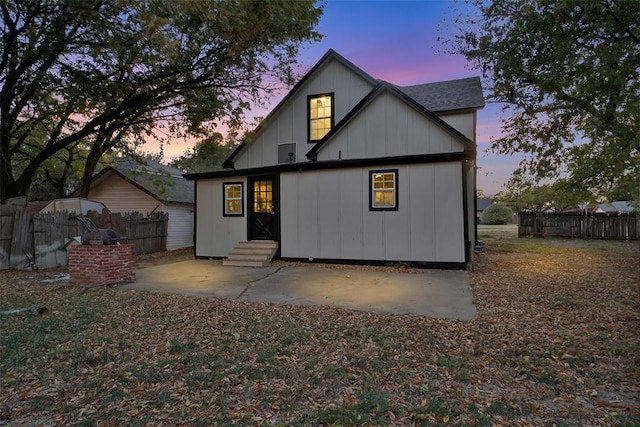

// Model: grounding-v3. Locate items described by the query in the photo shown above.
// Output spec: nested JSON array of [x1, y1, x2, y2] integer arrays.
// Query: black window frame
[[307, 93, 334, 143], [222, 181, 244, 217], [369, 169, 399, 211]]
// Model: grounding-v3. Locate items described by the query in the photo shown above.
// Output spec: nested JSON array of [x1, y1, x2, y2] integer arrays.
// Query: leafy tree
[[448, 0, 639, 198], [605, 174, 640, 202], [497, 171, 596, 212], [481, 203, 513, 224], [0, 0, 323, 201], [170, 133, 237, 174]]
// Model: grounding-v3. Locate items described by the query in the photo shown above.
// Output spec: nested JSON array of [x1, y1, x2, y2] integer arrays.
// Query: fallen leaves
[[1, 238, 638, 425]]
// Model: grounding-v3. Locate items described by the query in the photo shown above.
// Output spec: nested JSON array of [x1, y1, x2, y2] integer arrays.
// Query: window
[[223, 182, 243, 216], [308, 93, 333, 142], [369, 169, 398, 211], [253, 180, 273, 213]]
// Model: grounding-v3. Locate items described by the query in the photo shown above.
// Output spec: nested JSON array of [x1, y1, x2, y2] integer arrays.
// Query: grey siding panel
[[317, 92, 466, 162], [195, 180, 216, 257], [232, 58, 375, 169], [438, 112, 476, 142], [280, 163, 465, 263], [165, 205, 194, 250], [317, 172, 340, 258], [339, 170, 364, 258], [433, 163, 464, 262], [195, 179, 247, 257]]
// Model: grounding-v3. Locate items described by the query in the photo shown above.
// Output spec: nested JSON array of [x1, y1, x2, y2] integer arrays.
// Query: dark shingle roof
[[111, 158, 194, 204], [476, 198, 494, 211], [398, 77, 485, 113]]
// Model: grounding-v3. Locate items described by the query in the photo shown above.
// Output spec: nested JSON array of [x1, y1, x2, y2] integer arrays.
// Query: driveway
[[118, 260, 477, 319]]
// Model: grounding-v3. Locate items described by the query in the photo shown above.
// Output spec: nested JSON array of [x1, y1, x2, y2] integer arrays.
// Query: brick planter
[[68, 244, 135, 286]]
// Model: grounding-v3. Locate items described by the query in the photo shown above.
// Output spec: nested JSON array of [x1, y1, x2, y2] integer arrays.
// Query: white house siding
[[87, 173, 160, 214], [280, 163, 465, 263], [438, 111, 477, 142], [316, 92, 466, 162], [195, 179, 247, 258], [233, 58, 374, 170], [164, 204, 194, 250]]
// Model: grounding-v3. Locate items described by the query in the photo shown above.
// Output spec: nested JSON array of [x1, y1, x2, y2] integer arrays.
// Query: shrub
[[481, 203, 513, 225]]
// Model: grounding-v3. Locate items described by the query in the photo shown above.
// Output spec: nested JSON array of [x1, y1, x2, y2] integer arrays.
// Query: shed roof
[[99, 158, 194, 204]]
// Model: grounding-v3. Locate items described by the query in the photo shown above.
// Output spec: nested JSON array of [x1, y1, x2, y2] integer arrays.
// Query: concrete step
[[235, 241, 278, 249], [222, 259, 266, 267], [226, 254, 271, 262], [223, 240, 279, 267], [229, 248, 275, 256]]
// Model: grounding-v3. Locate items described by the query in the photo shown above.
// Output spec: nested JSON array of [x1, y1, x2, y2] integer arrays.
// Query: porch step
[[223, 240, 278, 267]]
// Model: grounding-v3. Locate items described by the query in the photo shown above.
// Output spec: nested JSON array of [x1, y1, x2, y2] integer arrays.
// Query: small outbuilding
[[81, 158, 194, 250]]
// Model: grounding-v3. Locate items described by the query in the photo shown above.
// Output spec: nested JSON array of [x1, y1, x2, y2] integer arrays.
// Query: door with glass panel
[[248, 175, 279, 241]]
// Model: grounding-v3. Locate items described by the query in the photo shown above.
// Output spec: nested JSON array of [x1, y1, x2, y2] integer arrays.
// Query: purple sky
[[163, 0, 519, 196]]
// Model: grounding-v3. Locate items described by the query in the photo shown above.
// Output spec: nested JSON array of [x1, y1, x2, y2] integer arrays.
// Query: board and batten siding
[[87, 173, 161, 214], [280, 163, 465, 263], [195, 178, 247, 257], [438, 111, 477, 142], [233, 58, 374, 170], [164, 204, 194, 250], [315, 91, 467, 162]]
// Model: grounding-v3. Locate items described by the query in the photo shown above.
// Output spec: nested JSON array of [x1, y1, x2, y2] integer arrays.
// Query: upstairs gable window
[[308, 93, 334, 142]]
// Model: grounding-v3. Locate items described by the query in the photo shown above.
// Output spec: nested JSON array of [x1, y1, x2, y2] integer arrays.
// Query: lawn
[[1, 233, 639, 426]]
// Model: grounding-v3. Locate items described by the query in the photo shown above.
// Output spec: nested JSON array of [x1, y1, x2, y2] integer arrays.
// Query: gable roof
[[398, 77, 485, 113], [222, 49, 484, 169], [305, 81, 475, 160], [221, 49, 378, 169], [90, 158, 194, 204]]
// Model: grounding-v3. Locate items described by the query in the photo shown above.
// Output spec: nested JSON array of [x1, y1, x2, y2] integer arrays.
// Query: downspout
[[193, 180, 198, 257], [461, 160, 470, 266]]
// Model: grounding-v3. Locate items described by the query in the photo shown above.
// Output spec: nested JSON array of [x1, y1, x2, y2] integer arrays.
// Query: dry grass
[[1, 236, 638, 426]]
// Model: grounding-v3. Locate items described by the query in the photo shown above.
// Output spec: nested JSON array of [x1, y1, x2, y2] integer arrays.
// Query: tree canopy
[[169, 133, 238, 174], [497, 173, 596, 212], [449, 0, 639, 199], [0, 0, 323, 201]]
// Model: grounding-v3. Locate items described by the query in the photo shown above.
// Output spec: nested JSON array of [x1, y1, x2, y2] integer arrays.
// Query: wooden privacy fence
[[122, 212, 168, 255], [519, 212, 639, 240], [0, 209, 168, 270]]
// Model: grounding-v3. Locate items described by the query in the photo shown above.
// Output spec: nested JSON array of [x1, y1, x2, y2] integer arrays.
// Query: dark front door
[[248, 175, 280, 241]]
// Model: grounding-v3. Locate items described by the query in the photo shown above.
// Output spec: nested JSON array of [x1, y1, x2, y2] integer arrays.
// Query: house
[[594, 201, 636, 215], [184, 49, 484, 269], [476, 198, 494, 222], [81, 158, 194, 250]]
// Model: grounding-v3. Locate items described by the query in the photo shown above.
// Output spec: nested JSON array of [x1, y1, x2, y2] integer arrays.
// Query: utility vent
[[278, 143, 296, 164]]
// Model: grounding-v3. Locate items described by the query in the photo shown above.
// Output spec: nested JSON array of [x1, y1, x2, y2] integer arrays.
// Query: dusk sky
[[163, 0, 519, 196]]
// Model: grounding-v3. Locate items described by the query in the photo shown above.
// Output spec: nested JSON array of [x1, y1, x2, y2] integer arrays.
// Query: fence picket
[[0, 209, 168, 270], [519, 212, 638, 240]]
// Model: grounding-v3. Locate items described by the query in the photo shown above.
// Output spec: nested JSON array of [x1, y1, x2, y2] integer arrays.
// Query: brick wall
[[68, 244, 135, 286]]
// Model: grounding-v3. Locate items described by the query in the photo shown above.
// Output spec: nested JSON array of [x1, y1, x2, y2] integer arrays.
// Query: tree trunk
[[77, 135, 108, 198]]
